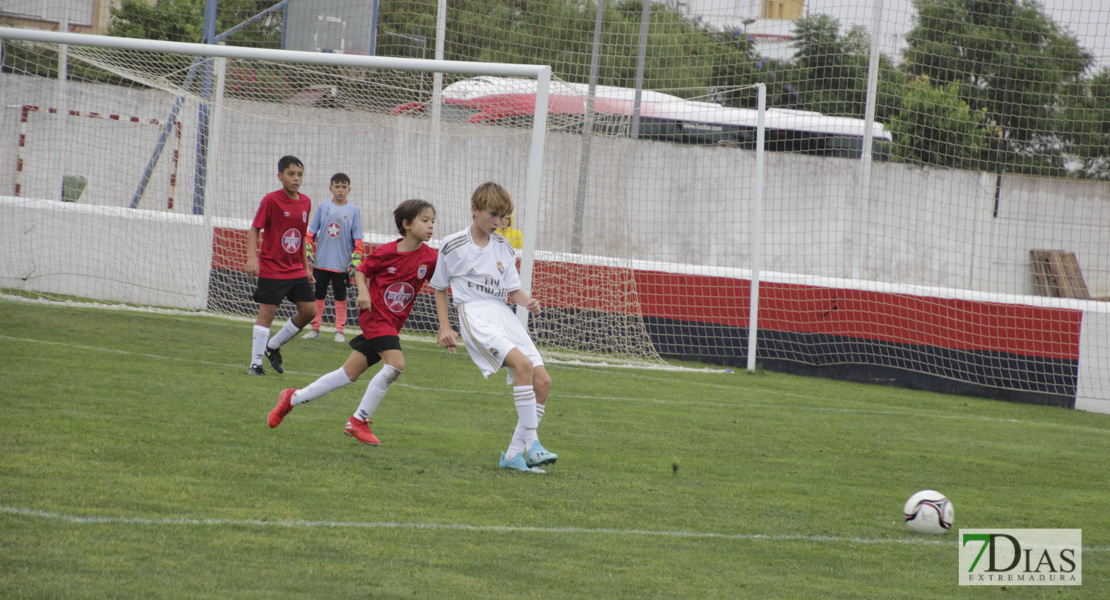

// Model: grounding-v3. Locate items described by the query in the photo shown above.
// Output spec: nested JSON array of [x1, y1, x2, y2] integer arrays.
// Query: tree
[[790, 14, 869, 118], [887, 75, 993, 170], [903, 0, 1093, 175]]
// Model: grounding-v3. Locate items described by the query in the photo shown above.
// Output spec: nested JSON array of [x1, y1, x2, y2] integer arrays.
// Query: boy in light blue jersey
[[305, 173, 364, 342]]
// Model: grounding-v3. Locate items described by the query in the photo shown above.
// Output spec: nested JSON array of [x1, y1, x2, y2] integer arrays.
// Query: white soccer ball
[[903, 490, 954, 534]]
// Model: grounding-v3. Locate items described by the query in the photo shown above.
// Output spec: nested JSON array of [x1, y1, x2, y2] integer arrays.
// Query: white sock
[[250, 325, 269, 367], [536, 403, 545, 425], [291, 367, 354, 406], [506, 385, 537, 458], [354, 364, 401, 422], [267, 319, 302, 350]]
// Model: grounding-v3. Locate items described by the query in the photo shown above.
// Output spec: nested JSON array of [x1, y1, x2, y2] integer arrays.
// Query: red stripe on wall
[[213, 231, 1081, 360]]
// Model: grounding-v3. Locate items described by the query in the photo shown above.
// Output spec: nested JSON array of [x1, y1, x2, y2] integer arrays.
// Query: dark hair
[[394, 199, 435, 236], [277, 155, 303, 172], [330, 172, 350, 185]]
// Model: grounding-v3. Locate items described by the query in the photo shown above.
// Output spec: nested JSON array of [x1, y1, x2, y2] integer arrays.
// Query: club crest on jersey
[[489, 347, 499, 358], [417, 264, 428, 279], [496, 261, 505, 274], [302, 211, 308, 222], [326, 222, 341, 238], [281, 228, 302, 253], [383, 282, 415, 312]]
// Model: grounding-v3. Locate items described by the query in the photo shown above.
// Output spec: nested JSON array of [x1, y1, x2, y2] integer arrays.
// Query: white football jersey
[[430, 227, 520, 305]]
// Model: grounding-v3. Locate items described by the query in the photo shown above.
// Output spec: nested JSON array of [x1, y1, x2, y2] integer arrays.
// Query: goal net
[[0, 29, 668, 366]]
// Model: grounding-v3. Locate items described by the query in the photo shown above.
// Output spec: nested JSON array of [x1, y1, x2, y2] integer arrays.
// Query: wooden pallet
[[1031, 250, 1090, 299]]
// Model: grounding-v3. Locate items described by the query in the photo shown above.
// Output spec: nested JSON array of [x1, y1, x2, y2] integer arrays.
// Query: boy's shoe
[[303, 329, 320, 340], [334, 331, 345, 343], [247, 364, 265, 376], [525, 440, 558, 467], [268, 388, 295, 428], [500, 452, 545, 474], [344, 417, 380, 446], [265, 346, 283, 374]]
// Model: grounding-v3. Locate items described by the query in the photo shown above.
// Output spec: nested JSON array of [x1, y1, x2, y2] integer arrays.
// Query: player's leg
[[268, 350, 366, 428], [343, 336, 397, 445], [265, 281, 316, 373], [502, 348, 539, 457], [306, 268, 329, 339], [332, 271, 350, 342], [533, 365, 552, 424], [249, 302, 278, 375]]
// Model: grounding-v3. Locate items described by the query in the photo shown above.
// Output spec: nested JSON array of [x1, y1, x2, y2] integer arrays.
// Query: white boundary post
[[747, 84, 766, 373], [516, 68, 552, 327]]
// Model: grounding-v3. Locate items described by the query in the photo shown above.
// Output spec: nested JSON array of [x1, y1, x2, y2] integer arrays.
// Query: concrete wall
[[2, 72, 1107, 298]]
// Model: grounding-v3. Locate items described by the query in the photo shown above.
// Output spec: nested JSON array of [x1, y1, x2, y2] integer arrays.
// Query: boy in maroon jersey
[[267, 199, 438, 445], [246, 155, 316, 376]]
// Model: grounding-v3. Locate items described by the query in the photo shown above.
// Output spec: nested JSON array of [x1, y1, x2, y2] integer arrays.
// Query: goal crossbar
[[0, 27, 548, 78]]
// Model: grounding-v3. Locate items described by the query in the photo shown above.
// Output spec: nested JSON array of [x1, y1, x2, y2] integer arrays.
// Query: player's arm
[[305, 230, 316, 266], [355, 269, 371, 311], [302, 236, 315, 285], [246, 226, 262, 277], [434, 288, 458, 354], [508, 289, 541, 316], [348, 238, 365, 276]]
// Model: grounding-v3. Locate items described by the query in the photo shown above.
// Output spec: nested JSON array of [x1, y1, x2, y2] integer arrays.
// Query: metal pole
[[516, 68, 553, 327], [55, 18, 69, 202], [192, 0, 218, 215], [631, 0, 650, 139], [571, 0, 605, 254], [852, 0, 883, 279], [746, 84, 765, 373]]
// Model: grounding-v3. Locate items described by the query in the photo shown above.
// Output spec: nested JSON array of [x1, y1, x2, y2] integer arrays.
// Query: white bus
[[393, 76, 892, 160]]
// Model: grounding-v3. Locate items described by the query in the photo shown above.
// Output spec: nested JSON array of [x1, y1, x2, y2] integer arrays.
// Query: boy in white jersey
[[431, 182, 557, 473]]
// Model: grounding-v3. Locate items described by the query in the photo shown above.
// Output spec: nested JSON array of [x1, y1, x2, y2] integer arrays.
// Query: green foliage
[[1058, 67, 1110, 179], [903, 0, 1094, 175], [789, 14, 868, 117], [887, 75, 993, 169], [108, 0, 204, 42]]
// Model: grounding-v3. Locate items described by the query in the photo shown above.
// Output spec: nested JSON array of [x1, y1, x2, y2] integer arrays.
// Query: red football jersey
[[251, 189, 312, 279], [357, 240, 438, 338]]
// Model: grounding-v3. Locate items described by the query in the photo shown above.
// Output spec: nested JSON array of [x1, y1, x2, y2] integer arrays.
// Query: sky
[[691, 0, 1109, 73]]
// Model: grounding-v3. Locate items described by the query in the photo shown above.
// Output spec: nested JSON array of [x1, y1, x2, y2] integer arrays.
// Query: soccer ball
[[903, 490, 954, 534]]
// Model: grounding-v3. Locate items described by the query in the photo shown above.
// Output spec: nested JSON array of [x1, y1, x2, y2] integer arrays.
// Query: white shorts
[[457, 299, 544, 385]]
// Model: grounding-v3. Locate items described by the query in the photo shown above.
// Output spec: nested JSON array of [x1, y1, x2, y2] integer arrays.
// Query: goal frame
[[0, 25, 552, 325]]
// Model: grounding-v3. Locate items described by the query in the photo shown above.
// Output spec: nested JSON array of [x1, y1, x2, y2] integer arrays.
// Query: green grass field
[[1, 300, 1107, 599]]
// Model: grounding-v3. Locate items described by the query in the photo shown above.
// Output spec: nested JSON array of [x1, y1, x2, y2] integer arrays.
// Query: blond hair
[[470, 182, 513, 216]]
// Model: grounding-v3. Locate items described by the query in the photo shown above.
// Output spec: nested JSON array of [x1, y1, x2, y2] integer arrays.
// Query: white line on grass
[[5, 504, 1107, 552], [4, 334, 1109, 436], [0, 503, 953, 547]]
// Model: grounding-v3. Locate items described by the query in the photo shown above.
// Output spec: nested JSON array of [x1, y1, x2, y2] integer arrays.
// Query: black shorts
[[349, 335, 402, 367], [313, 268, 351, 301], [252, 277, 315, 306]]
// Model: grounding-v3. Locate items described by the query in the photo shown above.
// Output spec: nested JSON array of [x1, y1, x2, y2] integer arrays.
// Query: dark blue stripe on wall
[[642, 316, 1077, 409]]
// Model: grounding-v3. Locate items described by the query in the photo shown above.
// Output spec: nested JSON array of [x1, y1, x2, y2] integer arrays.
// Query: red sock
[[335, 301, 347, 333], [312, 299, 324, 330]]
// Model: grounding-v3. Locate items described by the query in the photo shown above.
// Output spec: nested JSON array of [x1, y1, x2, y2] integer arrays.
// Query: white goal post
[[0, 25, 551, 326]]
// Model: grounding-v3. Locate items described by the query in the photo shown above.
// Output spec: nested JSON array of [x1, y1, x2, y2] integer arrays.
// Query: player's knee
[[383, 363, 403, 383], [384, 356, 405, 374], [535, 370, 552, 393]]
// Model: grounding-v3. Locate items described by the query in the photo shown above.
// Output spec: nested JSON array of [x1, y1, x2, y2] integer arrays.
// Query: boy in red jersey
[[246, 155, 317, 376], [268, 199, 438, 445]]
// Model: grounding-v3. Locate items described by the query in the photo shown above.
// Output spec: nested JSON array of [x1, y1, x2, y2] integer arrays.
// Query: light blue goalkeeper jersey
[[308, 199, 363, 272]]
